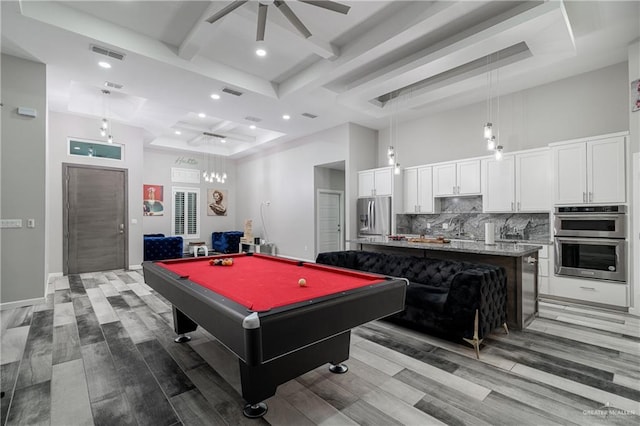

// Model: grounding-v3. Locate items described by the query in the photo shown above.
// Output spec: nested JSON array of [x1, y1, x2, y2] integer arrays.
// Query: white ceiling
[[2, 1, 638, 158]]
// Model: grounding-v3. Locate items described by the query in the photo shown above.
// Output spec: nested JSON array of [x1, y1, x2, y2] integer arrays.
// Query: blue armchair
[[143, 234, 184, 261], [211, 231, 244, 254]]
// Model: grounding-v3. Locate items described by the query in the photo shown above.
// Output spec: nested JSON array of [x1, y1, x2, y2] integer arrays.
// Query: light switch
[[27, 219, 36, 228], [0, 219, 23, 228], [131, 218, 138, 224]]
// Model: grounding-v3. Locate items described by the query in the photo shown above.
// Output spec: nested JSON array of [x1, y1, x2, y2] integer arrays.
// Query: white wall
[[628, 40, 640, 315], [1, 54, 47, 306], [378, 62, 629, 167], [236, 124, 351, 261], [48, 111, 145, 273], [347, 124, 378, 240], [142, 149, 237, 245]]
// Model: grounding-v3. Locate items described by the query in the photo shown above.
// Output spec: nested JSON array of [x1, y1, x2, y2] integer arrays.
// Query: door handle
[[589, 192, 593, 202], [119, 223, 125, 234]]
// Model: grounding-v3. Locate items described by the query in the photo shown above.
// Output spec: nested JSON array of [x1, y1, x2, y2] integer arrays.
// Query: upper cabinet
[[552, 135, 626, 205], [358, 166, 393, 197], [433, 159, 481, 197], [483, 149, 551, 212], [403, 166, 434, 213]]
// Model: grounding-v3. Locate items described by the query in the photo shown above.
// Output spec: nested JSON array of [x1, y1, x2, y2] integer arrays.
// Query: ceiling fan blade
[[256, 3, 268, 41], [274, 0, 312, 38], [206, 0, 249, 24], [298, 0, 350, 15]]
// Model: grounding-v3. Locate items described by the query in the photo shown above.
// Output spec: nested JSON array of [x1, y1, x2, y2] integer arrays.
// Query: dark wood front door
[[64, 164, 128, 274]]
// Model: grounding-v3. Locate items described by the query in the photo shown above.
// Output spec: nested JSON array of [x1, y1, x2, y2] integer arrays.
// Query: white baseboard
[[47, 272, 63, 283], [129, 264, 142, 270], [0, 297, 46, 311]]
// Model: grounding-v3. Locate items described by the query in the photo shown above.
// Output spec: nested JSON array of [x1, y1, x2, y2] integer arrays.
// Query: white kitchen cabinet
[[482, 155, 515, 212], [549, 275, 627, 307], [403, 166, 433, 213], [433, 159, 480, 197], [483, 148, 550, 212], [516, 149, 552, 211], [358, 166, 393, 197], [552, 135, 626, 205]]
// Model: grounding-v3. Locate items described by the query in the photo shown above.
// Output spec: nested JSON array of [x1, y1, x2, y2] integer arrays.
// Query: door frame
[[62, 163, 129, 275], [316, 189, 344, 256]]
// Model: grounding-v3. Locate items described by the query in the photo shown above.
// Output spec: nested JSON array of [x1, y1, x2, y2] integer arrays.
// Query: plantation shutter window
[[172, 187, 199, 239]]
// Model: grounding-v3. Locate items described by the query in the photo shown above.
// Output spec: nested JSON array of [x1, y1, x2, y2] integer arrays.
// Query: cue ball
[[298, 278, 307, 287]]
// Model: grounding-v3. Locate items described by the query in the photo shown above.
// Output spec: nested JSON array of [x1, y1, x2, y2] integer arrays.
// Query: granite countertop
[[349, 238, 543, 257]]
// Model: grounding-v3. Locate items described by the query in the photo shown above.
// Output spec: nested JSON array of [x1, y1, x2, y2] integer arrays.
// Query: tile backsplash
[[396, 196, 550, 242]]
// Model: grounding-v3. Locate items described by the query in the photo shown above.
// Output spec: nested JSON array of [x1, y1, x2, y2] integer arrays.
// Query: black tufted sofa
[[315, 250, 508, 357]]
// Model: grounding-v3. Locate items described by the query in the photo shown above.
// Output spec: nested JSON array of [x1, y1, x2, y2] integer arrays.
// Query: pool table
[[142, 253, 407, 417]]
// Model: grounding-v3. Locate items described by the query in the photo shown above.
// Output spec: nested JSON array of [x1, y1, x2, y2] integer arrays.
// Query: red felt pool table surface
[[158, 253, 386, 312]]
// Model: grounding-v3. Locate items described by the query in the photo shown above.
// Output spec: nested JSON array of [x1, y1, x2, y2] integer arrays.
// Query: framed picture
[[632, 79, 640, 112], [207, 189, 228, 216], [143, 184, 164, 216]]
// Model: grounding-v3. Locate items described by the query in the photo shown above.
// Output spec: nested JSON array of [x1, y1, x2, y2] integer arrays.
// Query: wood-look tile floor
[[1, 271, 639, 425]]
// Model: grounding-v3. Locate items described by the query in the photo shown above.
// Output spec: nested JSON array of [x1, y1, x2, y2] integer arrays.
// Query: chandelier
[[202, 134, 227, 183], [98, 89, 114, 143]]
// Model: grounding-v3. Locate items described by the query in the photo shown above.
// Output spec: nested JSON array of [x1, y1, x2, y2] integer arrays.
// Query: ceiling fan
[[206, 0, 351, 41]]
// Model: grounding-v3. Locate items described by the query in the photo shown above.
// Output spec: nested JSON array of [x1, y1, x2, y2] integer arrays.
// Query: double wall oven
[[554, 206, 626, 282]]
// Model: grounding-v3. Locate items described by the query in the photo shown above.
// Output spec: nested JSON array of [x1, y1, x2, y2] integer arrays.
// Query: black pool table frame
[[142, 255, 407, 418]]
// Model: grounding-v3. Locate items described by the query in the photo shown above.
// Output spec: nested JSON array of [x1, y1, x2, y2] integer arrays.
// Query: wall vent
[[301, 112, 318, 119], [104, 81, 123, 90], [222, 87, 243, 96], [90, 44, 126, 61], [245, 116, 262, 122]]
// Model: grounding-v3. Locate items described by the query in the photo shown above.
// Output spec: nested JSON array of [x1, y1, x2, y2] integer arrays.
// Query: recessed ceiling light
[[256, 48, 267, 57], [98, 61, 112, 69], [282, 114, 291, 120], [210, 93, 220, 100], [174, 130, 182, 135], [249, 124, 256, 130], [220, 139, 227, 143], [198, 113, 206, 118]]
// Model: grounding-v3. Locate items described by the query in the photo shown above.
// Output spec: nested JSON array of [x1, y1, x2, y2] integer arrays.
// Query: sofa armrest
[[445, 267, 507, 340]]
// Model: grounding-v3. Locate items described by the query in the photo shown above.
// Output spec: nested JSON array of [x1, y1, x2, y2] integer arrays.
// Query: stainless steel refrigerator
[[357, 196, 391, 238]]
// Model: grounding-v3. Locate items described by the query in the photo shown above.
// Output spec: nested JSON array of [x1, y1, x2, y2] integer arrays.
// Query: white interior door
[[317, 190, 344, 255]]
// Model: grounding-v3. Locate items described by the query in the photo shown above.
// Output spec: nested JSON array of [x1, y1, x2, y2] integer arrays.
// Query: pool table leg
[[238, 331, 351, 417], [172, 306, 197, 343], [329, 363, 349, 374]]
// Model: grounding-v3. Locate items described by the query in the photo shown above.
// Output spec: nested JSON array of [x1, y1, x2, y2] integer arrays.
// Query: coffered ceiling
[[2, 1, 638, 158]]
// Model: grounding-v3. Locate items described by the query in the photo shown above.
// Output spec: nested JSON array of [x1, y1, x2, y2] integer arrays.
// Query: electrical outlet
[[442, 223, 448, 230]]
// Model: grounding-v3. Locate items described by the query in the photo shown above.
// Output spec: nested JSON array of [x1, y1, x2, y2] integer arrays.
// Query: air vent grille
[[222, 87, 243, 96], [104, 81, 123, 90], [301, 112, 317, 119], [203, 132, 227, 138], [90, 44, 125, 61], [245, 116, 262, 122]]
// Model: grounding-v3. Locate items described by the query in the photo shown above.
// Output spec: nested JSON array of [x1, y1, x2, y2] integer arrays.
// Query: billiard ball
[[298, 278, 307, 287]]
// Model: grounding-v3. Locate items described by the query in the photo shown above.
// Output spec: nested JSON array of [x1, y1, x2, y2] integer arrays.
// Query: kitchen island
[[348, 238, 542, 330]]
